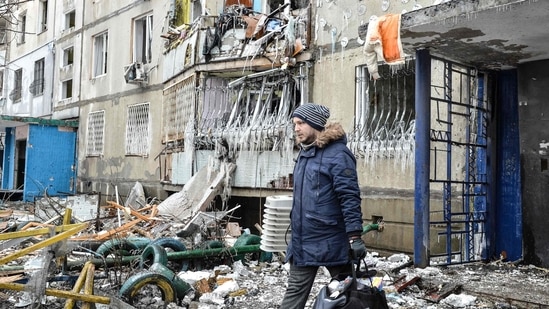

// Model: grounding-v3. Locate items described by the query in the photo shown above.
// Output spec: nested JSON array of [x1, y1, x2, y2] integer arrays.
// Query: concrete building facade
[[1, 0, 548, 267]]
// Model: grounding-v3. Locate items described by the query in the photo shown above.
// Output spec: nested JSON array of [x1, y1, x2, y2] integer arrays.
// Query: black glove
[[349, 238, 366, 260]]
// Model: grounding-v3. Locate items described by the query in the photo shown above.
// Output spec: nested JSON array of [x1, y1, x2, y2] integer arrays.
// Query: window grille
[[162, 75, 195, 142], [87, 111, 105, 156], [351, 63, 416, 170], [126, 102, 151, 156]]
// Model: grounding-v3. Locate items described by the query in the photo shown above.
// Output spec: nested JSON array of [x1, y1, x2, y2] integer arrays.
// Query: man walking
[[280, 103, 366, 309]]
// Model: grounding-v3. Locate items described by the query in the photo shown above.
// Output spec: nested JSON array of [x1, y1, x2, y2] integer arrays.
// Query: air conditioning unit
[[124, 62, 147, 83]]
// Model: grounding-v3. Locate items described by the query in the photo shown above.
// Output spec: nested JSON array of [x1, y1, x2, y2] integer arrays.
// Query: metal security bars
[[428, 57, 489, 265], [351, 63, 416, 171], [162, 75, 196, 143], [126, 103, 151, 156], [86, 111, 105, 157]]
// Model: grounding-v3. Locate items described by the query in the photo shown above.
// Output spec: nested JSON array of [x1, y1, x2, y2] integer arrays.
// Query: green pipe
[[67, 244, 261, 269], [95, 237, 151, 257], [362, 223, 382, 235], [149, 263, 193, 298], [140, 244, 168, 269], [166, 244, 261, 259]]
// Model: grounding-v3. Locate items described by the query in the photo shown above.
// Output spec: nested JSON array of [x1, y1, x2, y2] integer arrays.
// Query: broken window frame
[[10, 68, 22, 102], [63, 46, 74, 67], [64, 9, 75, 30], [61, 78, 73, 100], [18, 12, 26, 44], [86, 110, 105, 157], [38, 0, 48, 33], [126, 102, 151, 157], [133, 13, 153, 64], [31, 58, 45, 96], [92, 31, 108, 77]]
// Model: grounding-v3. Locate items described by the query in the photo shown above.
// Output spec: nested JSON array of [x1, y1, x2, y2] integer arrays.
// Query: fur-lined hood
[[316, 122, 346, 148]]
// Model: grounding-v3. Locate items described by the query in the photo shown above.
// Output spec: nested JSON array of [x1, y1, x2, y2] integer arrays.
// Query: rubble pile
[[1, 191, 549, 308]]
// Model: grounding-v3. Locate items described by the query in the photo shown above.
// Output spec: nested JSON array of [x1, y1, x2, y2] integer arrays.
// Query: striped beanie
[[292, 103, 330, 131]]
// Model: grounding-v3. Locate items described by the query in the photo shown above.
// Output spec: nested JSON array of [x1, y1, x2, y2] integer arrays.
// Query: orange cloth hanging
[[363, 14, 405, 79]]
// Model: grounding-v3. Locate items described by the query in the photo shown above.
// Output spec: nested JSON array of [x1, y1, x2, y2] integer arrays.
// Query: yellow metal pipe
[[0, 282, 111, 304], [82, 263, 95, 309], [0, 223, 87, 241], [0, 223, 88, 265], [64, 261, 91, 309], [63, 208, 73, 225]]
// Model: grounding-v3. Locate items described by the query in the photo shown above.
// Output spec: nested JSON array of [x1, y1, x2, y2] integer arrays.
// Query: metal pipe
[[0, 282, 111, 304], [67, 244, 262, 269], [361, 223, 383, 235]]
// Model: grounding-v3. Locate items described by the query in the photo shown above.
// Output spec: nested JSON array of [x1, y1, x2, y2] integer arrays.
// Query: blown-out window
[[93, 31, 108, 77], [65, 10, 75, 30], [11, 69, 22, 102], [62, 79, 72, 99], [31, 58, 45, 96], [63, 46, 74, 67], [133, 14, 153, 64]]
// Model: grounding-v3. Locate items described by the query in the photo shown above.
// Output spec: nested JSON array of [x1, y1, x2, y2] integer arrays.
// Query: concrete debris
[[1, 192, 549, 308]]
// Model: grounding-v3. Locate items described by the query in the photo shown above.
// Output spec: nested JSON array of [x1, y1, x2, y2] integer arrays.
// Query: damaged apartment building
[[1, 0, 549, 272]]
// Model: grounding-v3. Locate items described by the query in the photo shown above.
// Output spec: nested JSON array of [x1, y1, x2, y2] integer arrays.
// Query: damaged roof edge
[[400, 0, 528, 29]]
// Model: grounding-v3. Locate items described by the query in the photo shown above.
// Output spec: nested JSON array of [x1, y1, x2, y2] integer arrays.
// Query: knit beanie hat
[[292, 103, 330, 131]]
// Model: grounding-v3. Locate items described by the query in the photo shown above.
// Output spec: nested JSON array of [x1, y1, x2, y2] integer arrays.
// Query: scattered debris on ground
[[1, 179, 548, 308]]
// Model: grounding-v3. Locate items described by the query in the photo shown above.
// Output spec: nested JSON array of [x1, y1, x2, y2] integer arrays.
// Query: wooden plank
[[106, 201, 151, 221]]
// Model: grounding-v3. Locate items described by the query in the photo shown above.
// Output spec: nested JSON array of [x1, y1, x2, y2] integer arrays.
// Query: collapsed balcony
[[161, 3, 311, 77]]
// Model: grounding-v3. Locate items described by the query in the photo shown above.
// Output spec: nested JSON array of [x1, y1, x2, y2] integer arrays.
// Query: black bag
[[341, 288, 389, 309], [312, 261, 389, 309]]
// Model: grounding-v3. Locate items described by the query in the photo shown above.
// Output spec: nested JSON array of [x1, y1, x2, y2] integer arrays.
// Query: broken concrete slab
[[157, 161, 236, 221]]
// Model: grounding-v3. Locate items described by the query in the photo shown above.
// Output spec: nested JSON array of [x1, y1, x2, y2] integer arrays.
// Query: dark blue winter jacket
[[286, 123, 363, 267]]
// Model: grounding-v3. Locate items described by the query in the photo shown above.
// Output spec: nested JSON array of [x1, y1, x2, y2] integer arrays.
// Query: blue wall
[[24, 125, 77, 202], [495, 70, 523, 261]]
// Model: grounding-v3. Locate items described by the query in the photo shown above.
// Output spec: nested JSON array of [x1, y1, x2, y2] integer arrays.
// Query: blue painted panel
[[24, 125, 77, 202], [1, 128, 15, 190], [495, 70, 523, 261], [414, 49, 431, 267], [474, 74, 491, 260], [253, 0, 262, 12]]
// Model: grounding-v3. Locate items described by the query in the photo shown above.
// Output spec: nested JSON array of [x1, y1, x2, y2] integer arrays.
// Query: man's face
[[293, 117, 318, 144]]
